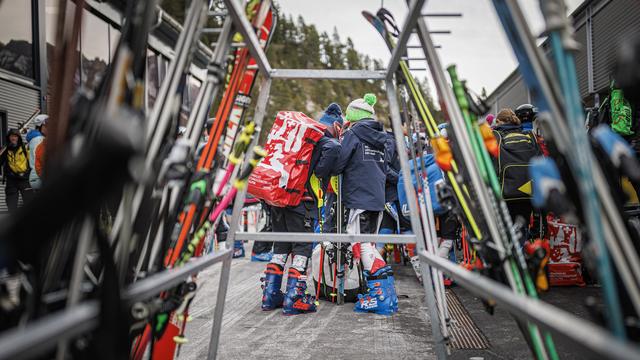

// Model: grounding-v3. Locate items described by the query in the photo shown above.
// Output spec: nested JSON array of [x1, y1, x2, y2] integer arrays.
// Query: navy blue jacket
[[384, 132, 400, 203], [333, 119, 388, 211], [288, 131, 341, 218]]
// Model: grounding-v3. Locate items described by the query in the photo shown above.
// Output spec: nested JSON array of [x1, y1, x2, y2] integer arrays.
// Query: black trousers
[[251, 204, 273, 254], [506, 200, 542, 242], [437, 212, 459, 240], [5, 177, 32, 212], [271, 206, 313, 258]]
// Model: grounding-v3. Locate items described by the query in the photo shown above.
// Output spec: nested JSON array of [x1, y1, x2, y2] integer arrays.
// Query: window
[[179, 75, 203, 126], [109, 25, 120, 60], [0, 1, 34, 79], [45, 0, 80, 109], [81, 10, 109, 91], [0, 111, 7, 149], [146, 49, 159, 109]]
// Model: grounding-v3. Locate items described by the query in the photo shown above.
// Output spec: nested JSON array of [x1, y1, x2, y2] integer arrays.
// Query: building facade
[[485, 0, 640, 113], [0, 0, 212, 212]]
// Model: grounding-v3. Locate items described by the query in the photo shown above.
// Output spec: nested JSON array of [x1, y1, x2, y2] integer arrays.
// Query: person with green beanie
[[332, 93, 399, 315]]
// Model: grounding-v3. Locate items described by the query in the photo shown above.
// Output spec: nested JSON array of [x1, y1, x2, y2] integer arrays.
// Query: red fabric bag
[[546, 215, 586, 286], [248, 111, 326, 207]]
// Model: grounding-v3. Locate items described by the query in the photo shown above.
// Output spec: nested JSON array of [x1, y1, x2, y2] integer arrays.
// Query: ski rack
[[217, 0, 640, 359], [1, 0, 640, 359]]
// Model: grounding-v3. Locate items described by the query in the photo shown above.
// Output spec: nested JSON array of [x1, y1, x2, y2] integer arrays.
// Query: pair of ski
[[492, 0, 640, 340]]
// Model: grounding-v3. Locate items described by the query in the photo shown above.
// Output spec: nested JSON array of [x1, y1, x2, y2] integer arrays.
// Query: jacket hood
[[26, 129, 43, 143], [494, 123, 522, 132], [5, 128, 23, 147], [350, 119, 387, 149]]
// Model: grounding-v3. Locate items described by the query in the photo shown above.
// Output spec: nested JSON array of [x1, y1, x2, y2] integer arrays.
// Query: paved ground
[[450, 285, 603, 360], [181, 244, 434, 360], [180, 242, 602, 360]]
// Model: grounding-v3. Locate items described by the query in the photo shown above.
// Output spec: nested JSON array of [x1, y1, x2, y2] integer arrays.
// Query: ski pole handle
[[446, 65, 470, 114], [234, 146, 267, 190], [431, 137, 453, 172], [229, 121, 256, 165], [479, 122, 499, 158], [529, 157, 575, 218]]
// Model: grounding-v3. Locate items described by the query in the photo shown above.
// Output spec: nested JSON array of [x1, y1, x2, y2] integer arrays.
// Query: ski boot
[[261, 264, 284, 311], [251, 251, 273, 262], [354, 267, 397, 315], [282, 269, 317, 315], [233, 241, 245, 258], [378, 265, 398, 312]]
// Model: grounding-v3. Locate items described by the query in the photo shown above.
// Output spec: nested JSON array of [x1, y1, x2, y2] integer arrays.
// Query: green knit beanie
[[345, 93, 377, 122]]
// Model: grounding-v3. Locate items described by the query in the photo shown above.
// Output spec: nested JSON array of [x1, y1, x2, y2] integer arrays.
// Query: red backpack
[[248, 111, 326, 207]]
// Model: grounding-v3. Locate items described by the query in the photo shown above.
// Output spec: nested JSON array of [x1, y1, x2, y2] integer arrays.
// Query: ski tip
[[361, 11, 386, 37]]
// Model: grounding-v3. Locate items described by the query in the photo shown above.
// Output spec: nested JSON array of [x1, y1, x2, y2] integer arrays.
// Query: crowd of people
[[252, 90, 556, 315], [252, 93, 554, 317]]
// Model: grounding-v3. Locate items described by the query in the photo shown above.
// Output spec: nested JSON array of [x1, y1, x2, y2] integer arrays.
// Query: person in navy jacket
[[332, 93, 398, 315]]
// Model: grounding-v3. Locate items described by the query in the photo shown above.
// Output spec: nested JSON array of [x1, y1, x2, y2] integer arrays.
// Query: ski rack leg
[[386, 80, 448, 359], [403, 99, 450, 340], [206, 77, 272, 360]]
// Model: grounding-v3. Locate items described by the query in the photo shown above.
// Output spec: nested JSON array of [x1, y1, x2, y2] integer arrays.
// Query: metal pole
[[405, 97, 450, 340], [422, 13, 463, 17], [386, 80, 448, 359], [233, 232, 416, 244], [270, 69, 387, 80], [223, 0, 272, 74], [207, 77, 272, 359]]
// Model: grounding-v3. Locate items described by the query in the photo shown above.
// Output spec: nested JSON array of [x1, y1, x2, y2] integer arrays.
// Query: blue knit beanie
[[319, 103, 343, 127]]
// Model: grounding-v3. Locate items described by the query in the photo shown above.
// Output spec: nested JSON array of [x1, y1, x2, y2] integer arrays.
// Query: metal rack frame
[[2, 0, 640, 359]]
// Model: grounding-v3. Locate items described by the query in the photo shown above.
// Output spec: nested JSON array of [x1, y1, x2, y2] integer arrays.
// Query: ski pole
[[315, 243, 325, 305]]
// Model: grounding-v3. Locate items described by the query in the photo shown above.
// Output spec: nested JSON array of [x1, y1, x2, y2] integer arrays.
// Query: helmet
[[515, 104, 538, 123], [33, 114, 49, 127], [437, 123, 448, 139]]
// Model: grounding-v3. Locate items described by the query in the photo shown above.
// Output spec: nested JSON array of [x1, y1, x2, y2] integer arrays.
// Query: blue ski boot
[[354, 267, 397, 315], [261, 264, 284, 311], [282, 269, 317, 315], [251, 251, 273, 262], [379, 265, 398, 312], [233, 241, 245, 258]]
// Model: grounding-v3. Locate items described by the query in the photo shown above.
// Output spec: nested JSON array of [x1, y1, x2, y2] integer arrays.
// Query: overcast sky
[[277, 0, 584, 95]]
